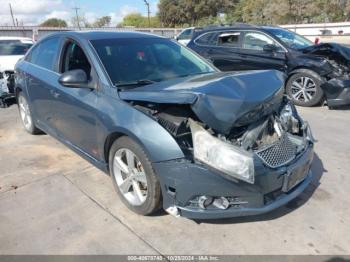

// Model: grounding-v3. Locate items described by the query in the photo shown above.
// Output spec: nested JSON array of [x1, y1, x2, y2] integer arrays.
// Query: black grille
[[255, 134, 297, 168]]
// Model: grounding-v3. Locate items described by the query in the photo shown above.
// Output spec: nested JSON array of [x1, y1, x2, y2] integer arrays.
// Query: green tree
[[158, 0, 236, 27], [40, 18, 67, 27], [122, 13, 145, 27], [71, 15, 91, 28], [122, 13, 161, 27], [93, 16, 111, 27]]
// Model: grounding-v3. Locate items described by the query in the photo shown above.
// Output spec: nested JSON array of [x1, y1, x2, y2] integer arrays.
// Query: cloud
[[109, 5, 139, 24], [0, 1, 153, 26], [44, 11, 71, 22], [0, 0, 62, 15], [0, 0, 66, 25]]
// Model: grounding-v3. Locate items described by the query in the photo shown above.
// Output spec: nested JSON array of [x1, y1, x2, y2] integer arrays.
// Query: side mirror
[[263, 44, 278, 52], [174, 35, 179, 41], [58, 69, 88, 88]]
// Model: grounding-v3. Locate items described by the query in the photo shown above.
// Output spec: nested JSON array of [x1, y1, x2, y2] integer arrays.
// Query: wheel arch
[[287, 67, 323, 83], [103, 125, 184, 172]]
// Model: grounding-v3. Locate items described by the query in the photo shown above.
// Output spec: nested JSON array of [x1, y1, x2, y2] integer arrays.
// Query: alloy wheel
[[18, 95, 33, 131], [112, 148, 148, 206], [290, 76, 317, 103]]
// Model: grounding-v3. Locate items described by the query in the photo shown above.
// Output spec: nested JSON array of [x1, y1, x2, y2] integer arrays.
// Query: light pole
[[73, 6, 81, 30], [143, 0, 151, 27]]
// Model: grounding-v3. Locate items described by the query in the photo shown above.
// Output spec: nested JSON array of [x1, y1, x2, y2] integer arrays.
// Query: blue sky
[[70, 0, 159, 17], [0, 0, 160, 26]]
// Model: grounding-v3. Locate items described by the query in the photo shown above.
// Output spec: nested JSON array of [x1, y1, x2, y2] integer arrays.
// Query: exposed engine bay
[[303, 43, 350, 80], [299, 43, 350, 107], [131, 97, 311, 173], [121, 70, 313, 185]]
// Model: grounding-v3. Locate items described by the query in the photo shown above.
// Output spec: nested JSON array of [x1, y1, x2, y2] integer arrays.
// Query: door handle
[[50, 90, 60, 99]]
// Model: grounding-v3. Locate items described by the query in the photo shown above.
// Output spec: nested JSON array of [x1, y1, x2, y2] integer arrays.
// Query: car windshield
[[91, 37, 216, 86], [0, 40, 32, 56], [265, 28, 313, 50]]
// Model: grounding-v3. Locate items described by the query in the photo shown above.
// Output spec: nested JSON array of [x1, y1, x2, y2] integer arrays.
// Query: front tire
[[17, 92, 41, 134], [286, 70, 324, 107], [109, 136, 162, 215]]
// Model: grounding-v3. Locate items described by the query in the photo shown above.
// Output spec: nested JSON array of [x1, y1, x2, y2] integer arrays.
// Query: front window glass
[[91, 38, 216, 86], [61, 42, 91, 79], [243, 32, 282, 51], [0, 40, 32, 56], [265, 28, 313, 49]]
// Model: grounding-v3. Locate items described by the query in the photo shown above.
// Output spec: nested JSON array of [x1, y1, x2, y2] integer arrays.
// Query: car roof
[[194, 24, 284, 33], [44, 31, 164, 41]]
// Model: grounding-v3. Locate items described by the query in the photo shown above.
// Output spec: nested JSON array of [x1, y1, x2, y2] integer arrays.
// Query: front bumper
[[153, 144, 313, 220], [322, 78, 350, 107]]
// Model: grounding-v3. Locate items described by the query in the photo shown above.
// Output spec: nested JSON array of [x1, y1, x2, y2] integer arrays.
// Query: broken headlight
[[279, 102, 300, 134], [189, 119, 255, 184]]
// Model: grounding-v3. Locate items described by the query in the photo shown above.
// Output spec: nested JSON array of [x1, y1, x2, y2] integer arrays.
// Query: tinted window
[[218, 32, 241, 47], [61, 42, 91, 79], [195, 32, 217, 45], [91, 38, 215, 86], [242, 32, 281, 51], [0, 40, 32, 56], [27, 38, 60, 70]]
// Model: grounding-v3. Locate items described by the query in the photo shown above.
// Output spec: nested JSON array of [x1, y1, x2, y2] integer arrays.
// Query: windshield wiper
[[178, 72, 213, 78], [115, 79, 156, 88]]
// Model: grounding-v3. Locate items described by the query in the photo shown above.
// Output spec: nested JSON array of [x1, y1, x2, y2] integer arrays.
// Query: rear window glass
[[195, 33, 217, 45], [218, 32, 241, 47], [27, 38, 60, 71], [178, 29, 193, 40]]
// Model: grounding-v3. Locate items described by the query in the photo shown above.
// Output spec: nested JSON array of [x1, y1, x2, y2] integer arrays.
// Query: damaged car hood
[[119, 70, 285, 135], [302, 43, 350, 66]]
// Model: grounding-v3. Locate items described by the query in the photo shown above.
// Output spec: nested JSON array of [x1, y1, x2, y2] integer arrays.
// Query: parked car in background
[[15, 31, 314, 219], [0, 37, 33, 107], [174, 27, 195, 46], [188, 24, 350, 108]]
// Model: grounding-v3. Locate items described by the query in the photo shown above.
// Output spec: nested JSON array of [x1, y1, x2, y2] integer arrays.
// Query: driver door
[[238, 31, 287, 72], [52, 39, 101, 159]]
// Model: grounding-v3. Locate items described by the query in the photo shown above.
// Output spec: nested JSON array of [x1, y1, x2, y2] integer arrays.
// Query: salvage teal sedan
[[14, 31, 314, 219]]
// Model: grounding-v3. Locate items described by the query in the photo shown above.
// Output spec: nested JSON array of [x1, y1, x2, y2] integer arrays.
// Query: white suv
[[0, 37, 33, 107]]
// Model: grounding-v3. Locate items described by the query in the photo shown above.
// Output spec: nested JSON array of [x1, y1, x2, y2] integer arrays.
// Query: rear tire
[[17, 92, 42, 135], [109, 136, 162, 215], [286, 70, 324, 107]]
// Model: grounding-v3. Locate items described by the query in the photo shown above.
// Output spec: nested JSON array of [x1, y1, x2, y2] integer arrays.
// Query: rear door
[[202, 31, 246, 71], [24, 36, 62, 133], [239, 31, 287, 71]]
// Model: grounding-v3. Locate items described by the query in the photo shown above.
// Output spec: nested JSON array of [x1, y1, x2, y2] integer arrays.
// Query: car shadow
[[193, 153, 326, 224], [327, 104, 350, 110]]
